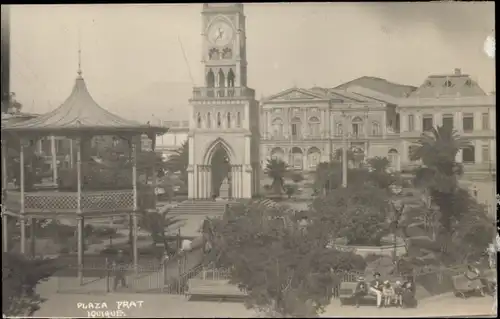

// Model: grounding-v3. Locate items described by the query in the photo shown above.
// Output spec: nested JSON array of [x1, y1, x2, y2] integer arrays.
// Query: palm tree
[[164, 140, 189, 183], [409, 125, 470, 253], [265, 159, 288, 195], [140, 207, 181, 248]]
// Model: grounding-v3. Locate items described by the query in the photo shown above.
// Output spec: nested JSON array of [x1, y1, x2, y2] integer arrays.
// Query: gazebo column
[[19, 138, 26, 254], [2, 139, 9, 252], [30, 218, 36, 258], [50, 136, 58, 185], [149, 133, 157, 208], [131, 137, 139, 274], [76, 137, 84, 285]]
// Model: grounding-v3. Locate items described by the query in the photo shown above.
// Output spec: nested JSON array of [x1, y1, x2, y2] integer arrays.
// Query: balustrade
[[192, 87, 255, 100]]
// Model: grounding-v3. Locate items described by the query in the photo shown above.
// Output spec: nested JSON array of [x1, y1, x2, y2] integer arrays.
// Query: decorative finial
[[77, 28, 82, 77]]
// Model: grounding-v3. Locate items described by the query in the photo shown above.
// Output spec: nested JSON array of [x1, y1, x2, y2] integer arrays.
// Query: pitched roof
[[408, 70, 487, 98], [334, 76, 417, 98], [3, 74, 167, 135]]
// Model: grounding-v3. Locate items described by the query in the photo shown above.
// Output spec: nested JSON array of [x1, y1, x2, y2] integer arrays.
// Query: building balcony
[[3, 189, 148, 215], [191, 87, 255, 100]]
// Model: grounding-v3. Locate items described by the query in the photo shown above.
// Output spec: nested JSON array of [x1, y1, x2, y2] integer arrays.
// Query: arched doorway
[[270, 147, 285, 162], [291, 147, 303, 170], [388, 148, 400, 172], [210, 145, 231, 198], [307, 147, 321, 170]]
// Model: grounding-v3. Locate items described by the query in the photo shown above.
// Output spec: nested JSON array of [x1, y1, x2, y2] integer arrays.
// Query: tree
[[333, 148, 355, 164], [289, 172, 304, 184], [2, 252, 59, 317], [265, 159, 288, 195], [140, 208, 181, 248], [164, 140, 189, 184], [2, 92, 23, 114], [311, 184, 391, 246], [366, 157, 398, 190], [208, 201, 366, 317], [410, 125, 470, 252]]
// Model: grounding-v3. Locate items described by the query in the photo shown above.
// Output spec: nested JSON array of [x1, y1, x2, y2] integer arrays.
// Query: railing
[[5, 189, 135, 213], [192, 87, 255, 100]]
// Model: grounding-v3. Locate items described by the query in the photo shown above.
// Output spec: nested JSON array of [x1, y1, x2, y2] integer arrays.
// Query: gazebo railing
[[5, 189, 137, 213]]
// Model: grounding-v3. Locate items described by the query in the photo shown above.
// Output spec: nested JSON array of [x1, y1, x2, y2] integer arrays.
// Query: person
[[353, 276, 368, 308], [465, 262, 486, 296], [382, 280, 395, 307], [401, 279, 417, 308], [393, 280, 403, 307], [112, 250, 129, 290], [369, 272, 383, 308]]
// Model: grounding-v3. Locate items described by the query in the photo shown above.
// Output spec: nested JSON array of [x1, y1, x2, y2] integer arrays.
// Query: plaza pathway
[[34, 290, 495, 318]]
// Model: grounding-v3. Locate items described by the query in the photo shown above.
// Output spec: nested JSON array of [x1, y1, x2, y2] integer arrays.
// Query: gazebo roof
[[3, 72, 168, 136]]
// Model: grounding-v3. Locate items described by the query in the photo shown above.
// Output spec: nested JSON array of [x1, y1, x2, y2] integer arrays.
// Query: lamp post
[[389, 183, 403, 273]]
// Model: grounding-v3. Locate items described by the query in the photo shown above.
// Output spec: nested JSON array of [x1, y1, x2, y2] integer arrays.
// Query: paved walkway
[[34, 290, 495, 318]]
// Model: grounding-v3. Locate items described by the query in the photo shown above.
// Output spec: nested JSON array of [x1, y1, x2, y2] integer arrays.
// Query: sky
[[8, 2, 495, 123]]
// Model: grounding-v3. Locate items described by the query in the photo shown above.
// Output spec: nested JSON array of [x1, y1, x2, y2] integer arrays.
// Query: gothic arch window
[[197, 113, 202, 129], [208, 48, 220, 60], [227, 69, 235, 88], [308, 116, 321, 137], [236, 112, 242, 128], [272, 118, 284, 139], [207, 112, 212, 128], [218, 69, 225, 88], [222, 47, 232, 59], [371, 121, 380, 136], [227, 112, 232, 128], [206, 69, 215, 88], [217, 112, 222, 128], [352, 116, 363, 137]]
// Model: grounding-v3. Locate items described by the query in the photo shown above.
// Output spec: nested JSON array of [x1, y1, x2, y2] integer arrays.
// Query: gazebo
[[1, 68, 167, 282]]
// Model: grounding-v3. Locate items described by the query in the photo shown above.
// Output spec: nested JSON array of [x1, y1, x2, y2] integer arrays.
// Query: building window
[[462, 113, 474, 132], [271, 118, 283, 139], [482, 113, 489, 130], [227, 112, 231, 128], [291, 117, 301, 139], [371, 121, 380, 136], [462, 146, 475, 163], [482, 145, 490, 163], [352, 116, 363, 137], [444, 80, 453, 87], [336, 123, 343, 136], [236, 112, 241, 127], [217, 112, 222, 128], [422, 115, 433, 132], [388, 149, 400, 171], [308, 116, 320, 137], [442, 114, 453, 130], [408, 114, 414, 132], [207, 112, 211, 128]]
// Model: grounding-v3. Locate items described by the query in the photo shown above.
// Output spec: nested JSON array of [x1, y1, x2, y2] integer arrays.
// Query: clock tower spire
[[188, 3, 260, 200], [201, 3, 249, 91]]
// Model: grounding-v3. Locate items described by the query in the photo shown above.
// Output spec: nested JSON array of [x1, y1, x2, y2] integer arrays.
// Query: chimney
[[454, 68, 461, 76]]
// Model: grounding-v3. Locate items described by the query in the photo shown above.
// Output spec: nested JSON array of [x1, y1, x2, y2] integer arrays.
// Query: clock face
[[208, 21, 233, 46]]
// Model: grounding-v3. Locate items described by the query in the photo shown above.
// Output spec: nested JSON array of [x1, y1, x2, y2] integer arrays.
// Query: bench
[[186, 279, 246, 301], [338, 282, 377, 306], [451, 274, 485, 298]]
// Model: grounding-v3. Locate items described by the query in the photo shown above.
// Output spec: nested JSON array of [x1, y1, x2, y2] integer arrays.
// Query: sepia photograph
[[1, 2, 497, 318]]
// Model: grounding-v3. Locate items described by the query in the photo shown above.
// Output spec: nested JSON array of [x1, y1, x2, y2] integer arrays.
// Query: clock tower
[[187, 3, 260, 200]]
